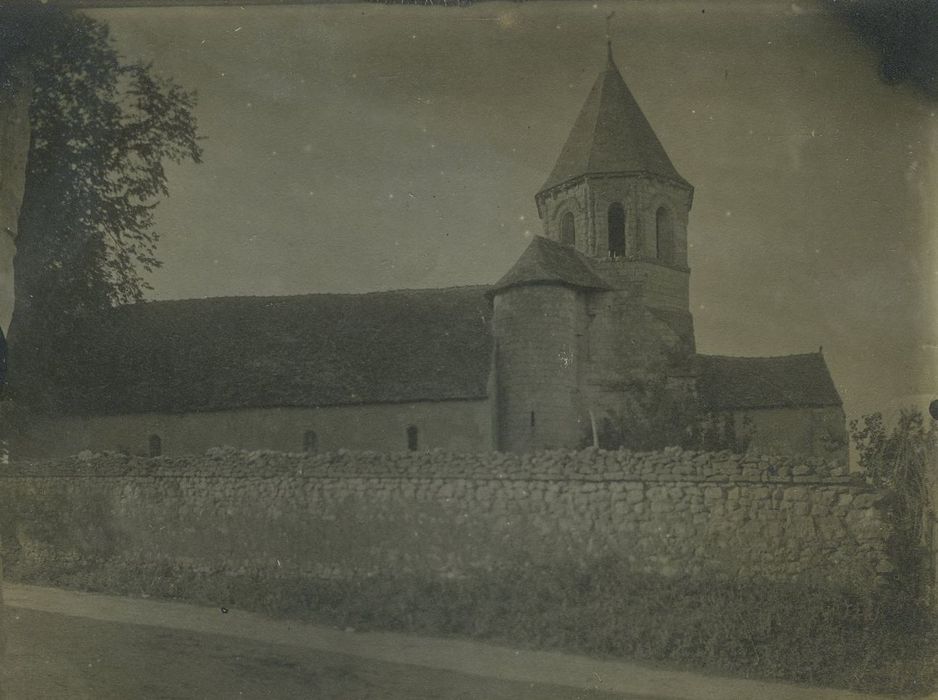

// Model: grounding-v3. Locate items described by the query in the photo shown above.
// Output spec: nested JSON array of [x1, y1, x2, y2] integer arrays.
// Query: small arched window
[[406, 425, 419, 451], [607, 203, 625, 258], [303, 430, 318, 453], [148, 434, 162, 458], [656, 206, 674, 263], [560, 212, 576, 246]]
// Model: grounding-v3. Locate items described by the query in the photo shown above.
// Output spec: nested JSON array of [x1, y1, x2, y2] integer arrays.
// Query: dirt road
[[2, 584, 894, 700]]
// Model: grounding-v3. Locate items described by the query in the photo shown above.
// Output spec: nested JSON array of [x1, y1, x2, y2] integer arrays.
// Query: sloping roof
[[695, 353, 842, 411], [490, 235, 612, 294], [44, 286, 494, 416], [540, 46, 690, 193]]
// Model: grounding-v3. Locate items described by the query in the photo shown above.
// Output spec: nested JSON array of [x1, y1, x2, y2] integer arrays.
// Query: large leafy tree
[[8, 8, 201, 380]]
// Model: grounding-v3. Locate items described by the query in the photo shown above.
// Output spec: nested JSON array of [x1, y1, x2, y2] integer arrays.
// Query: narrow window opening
[[303, 430, 318, 453], [560, 211, 576, 246], [407, 425, 419, 451], [607, 203, 625, 258], [530, 411, 536, 428], [656, 206, 674, 263], [148, 434, 162, 458]]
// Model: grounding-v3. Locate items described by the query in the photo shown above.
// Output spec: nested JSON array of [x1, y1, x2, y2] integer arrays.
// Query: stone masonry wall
[[493, 287, 582, 451], [0, 448, 896, 593], [16, 400, 493, 459]]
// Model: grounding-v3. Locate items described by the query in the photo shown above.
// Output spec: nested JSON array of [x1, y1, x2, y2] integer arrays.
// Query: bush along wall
[[0, 447, 933, 693]]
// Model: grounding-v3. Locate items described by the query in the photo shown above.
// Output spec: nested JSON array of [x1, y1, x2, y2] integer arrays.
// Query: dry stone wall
[[0, 447, 896, 592]]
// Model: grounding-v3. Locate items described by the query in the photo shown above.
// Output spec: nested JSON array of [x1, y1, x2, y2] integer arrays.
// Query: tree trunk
[[0, 54, 32, 338], [0, 51, 34, 672]]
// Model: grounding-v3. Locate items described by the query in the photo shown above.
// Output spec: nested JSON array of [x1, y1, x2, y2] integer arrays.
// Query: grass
[[7, 556, 936, 696]]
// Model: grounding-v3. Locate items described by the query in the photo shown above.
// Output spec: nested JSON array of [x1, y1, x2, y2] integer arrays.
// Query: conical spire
[[540, 47, 688, 193]]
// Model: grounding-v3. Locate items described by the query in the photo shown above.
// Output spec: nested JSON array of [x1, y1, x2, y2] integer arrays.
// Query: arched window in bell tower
[[607, 203, 625, 258], [656, 206, 674, 264], [560, 212, 576, 246]]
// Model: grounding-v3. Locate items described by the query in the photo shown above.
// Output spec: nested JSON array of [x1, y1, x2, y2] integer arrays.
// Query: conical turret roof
[[540, 45, 689, 193], [490, 236, 611, 294]]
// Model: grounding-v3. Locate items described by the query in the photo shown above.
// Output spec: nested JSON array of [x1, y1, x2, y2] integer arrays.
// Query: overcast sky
[[87, 1, 936, 422]]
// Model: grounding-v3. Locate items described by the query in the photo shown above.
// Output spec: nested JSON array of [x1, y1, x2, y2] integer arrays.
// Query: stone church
[[13, 48, 847, 461]]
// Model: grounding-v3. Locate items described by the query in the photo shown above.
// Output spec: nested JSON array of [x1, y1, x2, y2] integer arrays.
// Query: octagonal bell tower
[[535, 43, 694, 312]]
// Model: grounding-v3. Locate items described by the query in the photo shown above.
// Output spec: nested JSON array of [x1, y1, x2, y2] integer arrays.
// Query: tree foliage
[[850, 410, 935, 542], [9, 8, 201, 343], [580, 374, 756, 453]]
